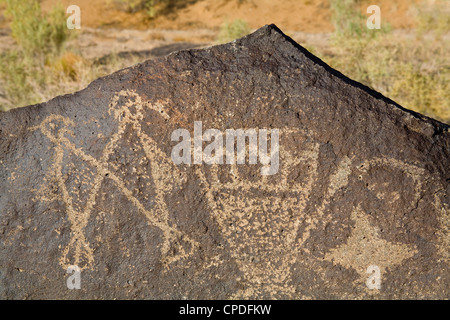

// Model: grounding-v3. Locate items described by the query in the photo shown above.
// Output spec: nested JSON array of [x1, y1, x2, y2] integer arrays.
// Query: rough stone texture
[[0, 25, 449, 299]]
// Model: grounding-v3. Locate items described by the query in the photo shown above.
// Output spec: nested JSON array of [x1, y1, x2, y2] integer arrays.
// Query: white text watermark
[[171, 121, 279, 175]]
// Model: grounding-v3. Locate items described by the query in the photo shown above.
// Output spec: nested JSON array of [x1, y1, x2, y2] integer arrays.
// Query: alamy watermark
[[366, 265, 381, 290], [366, 5, 381, 30], [65, 4, 380, 31], [171, 121, 279, 175], [66, 265, 81, 290], [66, 5, 81, 30]]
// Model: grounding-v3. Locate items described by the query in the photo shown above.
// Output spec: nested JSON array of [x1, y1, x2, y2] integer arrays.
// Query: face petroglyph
[[195, 130, 321, 299]]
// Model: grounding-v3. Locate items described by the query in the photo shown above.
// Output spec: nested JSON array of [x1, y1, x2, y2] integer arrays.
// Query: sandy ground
[[36, 0, 419, 32], [149, 0, 419, 31], [0, 0, 422, 60]]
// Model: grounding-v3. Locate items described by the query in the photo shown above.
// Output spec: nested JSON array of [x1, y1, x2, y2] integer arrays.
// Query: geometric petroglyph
[[324, 205, 417, 284], [323, 157, 442, 292], [196, 131, 321, 298], [434, 194, 450, 265], [196, 140, 438, 298], [30, 90, 198, 270]]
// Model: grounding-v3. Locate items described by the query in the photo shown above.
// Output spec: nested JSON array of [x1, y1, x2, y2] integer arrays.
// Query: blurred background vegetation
[[0, 0, 448, 124], [323, 0, 449, 124]]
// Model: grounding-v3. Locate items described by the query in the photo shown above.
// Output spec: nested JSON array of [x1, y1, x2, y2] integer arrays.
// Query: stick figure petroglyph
[[31, 90, 198, 270]]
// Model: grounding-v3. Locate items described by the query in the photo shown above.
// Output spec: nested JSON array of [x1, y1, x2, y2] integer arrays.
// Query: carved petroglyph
[[323, 157, 445, 292], [31, 114, 95, 269], [31, 90, 197, 270], [196, 137, 441, 297], [359, 157, 427, 207], [298, 156, 353, 251], [28, 88, 444, 297], [433, 194, 450, 264], [324, 206, 417, 283], [196, 129, 321, 298], [2, 24, 448, 299]]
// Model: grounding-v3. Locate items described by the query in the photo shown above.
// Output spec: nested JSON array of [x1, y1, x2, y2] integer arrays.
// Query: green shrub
[[217, 19, 250, 44], [0, 0, 71, 111], [2, 0, 69, 59], [414, 0, 450, 39], [321, 0, 449, 124], [390, 63, 449, 123], [0, 51, 34, 110], [112, 0, 148, 13], [329, 0, 366, 38]]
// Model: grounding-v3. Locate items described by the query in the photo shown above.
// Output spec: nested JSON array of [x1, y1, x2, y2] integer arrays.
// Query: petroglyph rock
[[0, 25, 449, 299]]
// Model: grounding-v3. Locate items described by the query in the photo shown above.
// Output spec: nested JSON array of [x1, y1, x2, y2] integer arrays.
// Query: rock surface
[[0, 25, 449, 299]]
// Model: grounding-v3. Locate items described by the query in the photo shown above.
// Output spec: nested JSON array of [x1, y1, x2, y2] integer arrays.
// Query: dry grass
[[216, 19, 251, 44], [313, 0, 450, 124], [0, 0, 142, 111]]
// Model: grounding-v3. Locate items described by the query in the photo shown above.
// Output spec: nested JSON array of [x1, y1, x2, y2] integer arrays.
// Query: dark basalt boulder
[[0, 24, 448, 299]]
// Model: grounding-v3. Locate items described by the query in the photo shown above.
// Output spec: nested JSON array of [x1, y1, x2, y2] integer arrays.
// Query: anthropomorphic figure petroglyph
[[31, 90, 198, 270]]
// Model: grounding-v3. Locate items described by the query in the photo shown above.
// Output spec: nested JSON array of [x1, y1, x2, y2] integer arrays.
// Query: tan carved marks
[[27, 89, 447, 299], [195, 128, 321, 298], [31, 90, 198, 270], [196, 137, 445, 298], [324, 206, 417, 287]]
